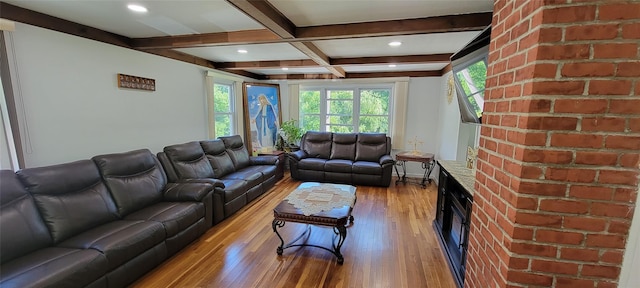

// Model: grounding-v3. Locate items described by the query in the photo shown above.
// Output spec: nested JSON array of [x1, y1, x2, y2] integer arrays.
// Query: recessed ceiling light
[[388, 41, 402, 47], [388, 64, 397, 68], [127, 4, 148, 13], [282, 67, 289, 71], [237, 49, 248, 54]]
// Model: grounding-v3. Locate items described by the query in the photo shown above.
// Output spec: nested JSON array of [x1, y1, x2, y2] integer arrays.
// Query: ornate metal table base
[[272, 182, 357, 265], [394, 151, 436, 189], [272, 216, 354, 264]]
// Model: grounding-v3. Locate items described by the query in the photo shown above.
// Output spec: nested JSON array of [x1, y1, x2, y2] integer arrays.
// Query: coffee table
[[272, 182, 357, 264]]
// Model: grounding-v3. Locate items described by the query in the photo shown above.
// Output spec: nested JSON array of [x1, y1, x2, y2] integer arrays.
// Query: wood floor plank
[[131, 174, 456, 288]]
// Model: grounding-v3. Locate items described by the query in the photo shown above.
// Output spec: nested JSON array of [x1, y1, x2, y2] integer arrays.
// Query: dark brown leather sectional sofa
[[0, 149, 213, 287], [0, 135, 280, 287], [158, 135, 280, 225], [289, 132, 394, 187]]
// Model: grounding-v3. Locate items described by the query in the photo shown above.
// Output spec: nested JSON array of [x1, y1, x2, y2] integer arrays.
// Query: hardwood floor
[[131, 174, 456, 288]]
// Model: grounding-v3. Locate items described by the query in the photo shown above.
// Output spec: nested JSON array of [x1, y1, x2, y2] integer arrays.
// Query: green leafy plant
[[279, 119, 304, 148]]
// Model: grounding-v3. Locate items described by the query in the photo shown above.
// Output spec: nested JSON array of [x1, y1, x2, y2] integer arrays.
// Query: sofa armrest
[[289, 150, 307, 162], [250, 155, 278, 165], [379, 155, 395, 166], [164, 182, 214, 202]]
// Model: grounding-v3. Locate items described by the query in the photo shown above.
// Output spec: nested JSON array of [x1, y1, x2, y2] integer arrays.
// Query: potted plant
[[279, 120, 304, 152]]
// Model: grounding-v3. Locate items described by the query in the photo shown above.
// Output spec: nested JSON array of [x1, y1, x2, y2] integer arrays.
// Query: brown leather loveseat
[[288, 131, 394, 187], [0, 149, 214, 288]]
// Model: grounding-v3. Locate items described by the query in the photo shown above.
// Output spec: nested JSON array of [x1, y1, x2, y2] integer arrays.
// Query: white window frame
[[299, 83, 393, 134], [212, 80, 236, 137]]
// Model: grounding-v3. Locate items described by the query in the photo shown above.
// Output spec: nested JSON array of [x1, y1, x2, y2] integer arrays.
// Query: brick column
[[465, 1, 640, 287]]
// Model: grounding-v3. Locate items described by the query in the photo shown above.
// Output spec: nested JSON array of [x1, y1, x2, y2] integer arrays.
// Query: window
[[213, 82, 235, 137], [299, 85, 391, 134], [454, 59, 486, 119]]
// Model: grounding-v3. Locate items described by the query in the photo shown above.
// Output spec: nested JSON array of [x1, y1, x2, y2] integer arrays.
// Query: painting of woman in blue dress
[[244, 83, 281, 152], [253, 94, 279, 148]]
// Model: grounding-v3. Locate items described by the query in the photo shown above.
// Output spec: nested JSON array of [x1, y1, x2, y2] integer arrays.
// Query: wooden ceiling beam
[[331, 54, 453, 65], [0, 2, 132, 48], [217, 59, 319, 69], [265, 70, 443, 80], [225, 0, 346, 78], [347, 71, 442, 78], [143, 49, 216, 69], [266, 74, 339, 80], [296, 12, 493, 40], [132, 29, 281, 50], [225, 0, 296, 39]]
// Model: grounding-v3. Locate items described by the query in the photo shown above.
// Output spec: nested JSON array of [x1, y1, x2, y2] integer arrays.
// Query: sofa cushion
[[352, 161, 383, 175], [0, 247, 108, 288], [125, 202, 205, 238], [220, 135, 251, 170], [223, 170, 262, 188], [58, 220, 165, 270], [325, 159, 353, 173], [355, 133, 389, 162], [17, 160, 119, 244], [0, 170, 52, 264], [93, 149, 167, 217], [330, 133, 357, 160], [164, 141, 215, 179], [298, 158, 328, 170], [303, 131, 332, 159], [219, 179, 248, 203], [245, 165, 277, 179], [201, 140, 236, 178]]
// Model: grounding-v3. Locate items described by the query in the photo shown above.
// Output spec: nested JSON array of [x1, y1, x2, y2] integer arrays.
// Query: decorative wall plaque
[[117, 73, 155, 91]]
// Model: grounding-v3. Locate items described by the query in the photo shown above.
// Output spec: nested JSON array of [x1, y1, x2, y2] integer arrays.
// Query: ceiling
[[0, 0, 493, 79]]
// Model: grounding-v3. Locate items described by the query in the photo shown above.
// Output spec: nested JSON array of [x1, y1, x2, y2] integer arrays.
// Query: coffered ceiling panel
[[176, 43, 310, 62], [2, 0, 263, 37], [269, 0, 494, 26], [342, 63, 448, 73], [315, 32, 481, 58]]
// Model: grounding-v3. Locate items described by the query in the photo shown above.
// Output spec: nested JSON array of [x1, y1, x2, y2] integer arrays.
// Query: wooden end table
[[394, 151, 435, 188], [272, 182, 356, 264]]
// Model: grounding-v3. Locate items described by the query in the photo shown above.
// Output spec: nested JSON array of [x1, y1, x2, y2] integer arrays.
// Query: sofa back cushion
[[17, 160, 119, 244], [0, 170, 53, 264], [93, 149, 166, 217], [164, 141, 215, 179], [302, 131, 332, 159], [355, 133, 390, 162], [220, 135, 250, 170], [330, 133, 357, 160], [200, 139, 235, 178]]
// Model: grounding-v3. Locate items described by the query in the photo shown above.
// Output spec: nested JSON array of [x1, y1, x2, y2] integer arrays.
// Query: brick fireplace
[[465, 1, 640, 287]]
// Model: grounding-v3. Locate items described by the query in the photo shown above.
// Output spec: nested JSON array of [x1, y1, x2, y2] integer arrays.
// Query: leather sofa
[[0, 149, 214, 288], [158, 135, 279, 225], [289, 131, 394, 187]]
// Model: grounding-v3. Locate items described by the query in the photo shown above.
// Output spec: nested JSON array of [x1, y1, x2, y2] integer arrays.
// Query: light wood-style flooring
[[131, 174, 456, 288]]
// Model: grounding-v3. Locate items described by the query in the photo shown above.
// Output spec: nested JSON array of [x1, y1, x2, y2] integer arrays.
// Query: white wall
[[397, 76, 442, 178], [435, 71, 461, 162], [6, 23, 209, 167]]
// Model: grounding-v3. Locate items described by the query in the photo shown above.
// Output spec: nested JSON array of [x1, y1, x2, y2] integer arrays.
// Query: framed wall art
[[242, 82, 282, 154]]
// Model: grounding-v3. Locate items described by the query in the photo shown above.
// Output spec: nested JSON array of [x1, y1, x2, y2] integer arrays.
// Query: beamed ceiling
[[0, 0, 493, 79]]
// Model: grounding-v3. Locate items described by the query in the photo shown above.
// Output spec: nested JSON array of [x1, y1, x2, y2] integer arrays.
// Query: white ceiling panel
[[3, 0, 263, 37], [176, 43, 310, 62], [315, 32, 482, 58], [247, 67, 330, 75], [269, 0, 493, 26], [343, 63, 448, 73]]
